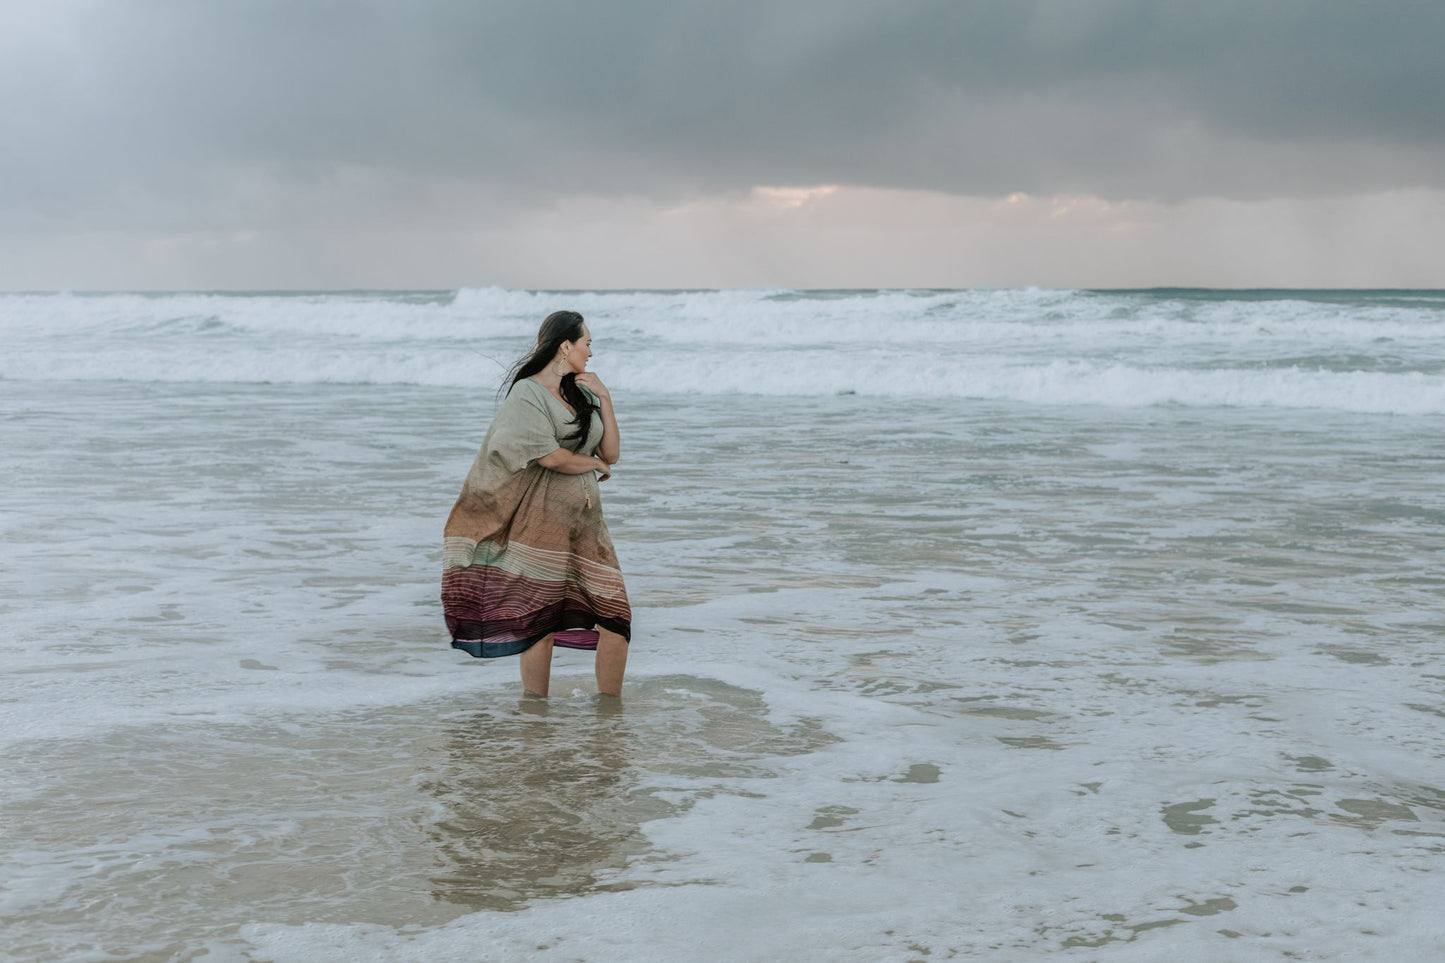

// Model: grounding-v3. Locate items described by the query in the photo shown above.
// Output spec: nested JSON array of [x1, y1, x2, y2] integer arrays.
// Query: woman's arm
[[595, 394, 620, 464], [576, 374, 620, 464], [536, 448, 611, 479]]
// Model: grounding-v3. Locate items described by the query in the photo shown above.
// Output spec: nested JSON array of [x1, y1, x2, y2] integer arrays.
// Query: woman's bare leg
[[595, 628, 628, 697], [520, 634, 554, 696]]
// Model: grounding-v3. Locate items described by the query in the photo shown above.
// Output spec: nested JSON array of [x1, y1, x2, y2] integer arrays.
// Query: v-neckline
[[529, 377, 576, 417]]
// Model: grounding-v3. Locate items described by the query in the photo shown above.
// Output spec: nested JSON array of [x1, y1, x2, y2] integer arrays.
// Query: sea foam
[[2, 287, 1442, 413]]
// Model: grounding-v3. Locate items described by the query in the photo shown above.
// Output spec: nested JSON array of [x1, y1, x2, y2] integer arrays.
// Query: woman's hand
[[594, 456, 612, 482], [575, 372, 610, 401]]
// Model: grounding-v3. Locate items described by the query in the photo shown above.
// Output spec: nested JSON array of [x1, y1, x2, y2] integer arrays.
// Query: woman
[[442, 310, 630, 697]]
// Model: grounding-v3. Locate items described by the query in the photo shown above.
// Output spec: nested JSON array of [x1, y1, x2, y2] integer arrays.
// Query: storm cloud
[[2, 1, 1442, 287], [6, 1, 1445, 226]]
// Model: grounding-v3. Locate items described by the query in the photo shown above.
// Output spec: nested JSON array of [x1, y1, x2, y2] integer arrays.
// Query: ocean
[[2, 287, 1443, 960]]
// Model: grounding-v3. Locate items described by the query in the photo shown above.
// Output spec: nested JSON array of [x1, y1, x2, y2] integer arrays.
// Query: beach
[[2, 288, 1443, 960]]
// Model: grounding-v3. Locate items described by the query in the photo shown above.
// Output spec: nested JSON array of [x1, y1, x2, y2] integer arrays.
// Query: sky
[[2, 0, 1443, 290]]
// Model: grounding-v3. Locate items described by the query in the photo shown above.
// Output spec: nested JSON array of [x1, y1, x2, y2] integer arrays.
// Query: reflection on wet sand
[[423, 696, 657, 910], [421, 676, 839, 911]]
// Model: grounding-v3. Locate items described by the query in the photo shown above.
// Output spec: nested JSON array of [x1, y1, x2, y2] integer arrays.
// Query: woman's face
[[565, 323, 593, 373]]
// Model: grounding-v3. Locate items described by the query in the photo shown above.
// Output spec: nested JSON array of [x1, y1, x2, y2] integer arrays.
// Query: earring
[[553, 355, 570, 377]]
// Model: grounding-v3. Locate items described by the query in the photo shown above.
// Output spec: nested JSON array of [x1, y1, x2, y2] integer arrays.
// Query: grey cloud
[[3, 0, 1443, 229]]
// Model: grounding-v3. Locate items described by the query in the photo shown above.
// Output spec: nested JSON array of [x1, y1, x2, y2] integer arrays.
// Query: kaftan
[[441, 378, 630, 658]]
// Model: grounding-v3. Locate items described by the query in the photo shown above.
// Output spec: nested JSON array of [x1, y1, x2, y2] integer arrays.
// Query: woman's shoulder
[[506, 377, 549, 403], [494, 379, 552, 423]]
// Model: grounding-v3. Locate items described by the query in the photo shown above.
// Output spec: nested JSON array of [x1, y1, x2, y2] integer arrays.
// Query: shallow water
[[3, 376, 1444, 960], [3, 676, 832, 960], [4, 285, 1445, 959]]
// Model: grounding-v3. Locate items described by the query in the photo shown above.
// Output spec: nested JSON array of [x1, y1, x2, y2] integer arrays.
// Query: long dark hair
[[502, 310, 598, 450]]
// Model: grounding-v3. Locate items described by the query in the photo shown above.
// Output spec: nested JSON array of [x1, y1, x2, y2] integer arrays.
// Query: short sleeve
[[488, 382, 561, 474]]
